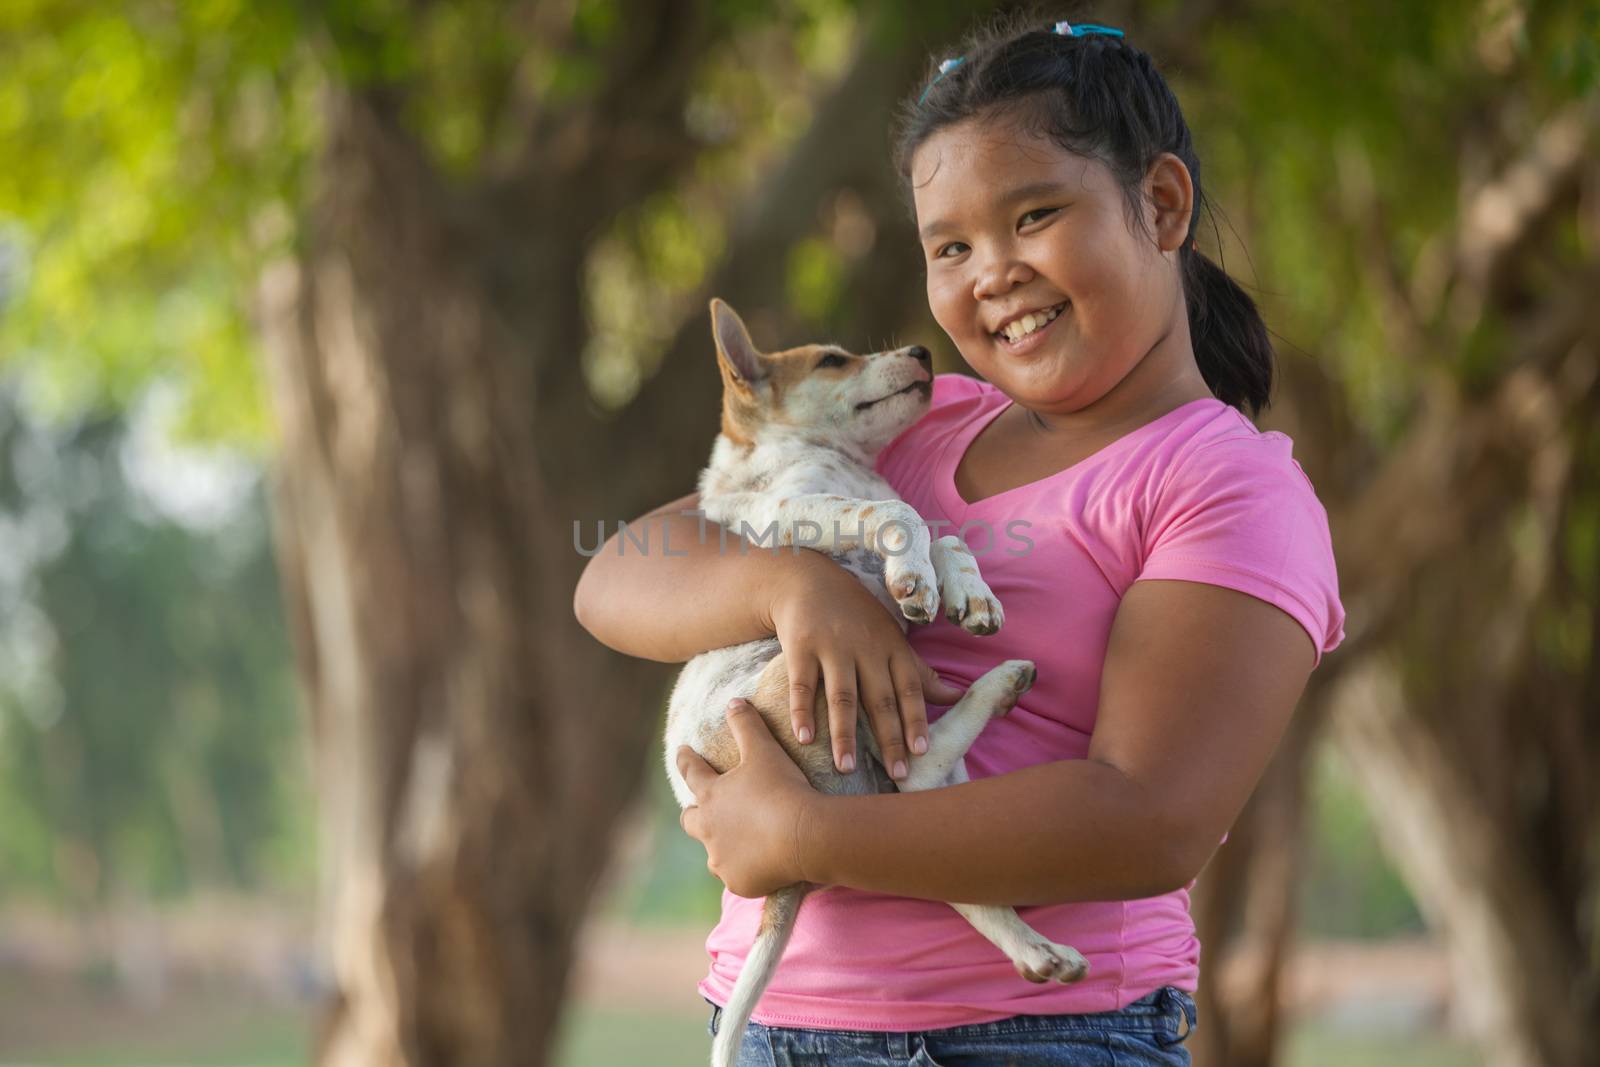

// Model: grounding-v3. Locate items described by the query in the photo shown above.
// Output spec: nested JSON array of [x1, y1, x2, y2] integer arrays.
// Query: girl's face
[[911, 116, 1195, 416]]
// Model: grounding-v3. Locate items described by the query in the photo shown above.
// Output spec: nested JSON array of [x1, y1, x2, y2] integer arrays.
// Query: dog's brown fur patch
[[712, 299, 874, 447]]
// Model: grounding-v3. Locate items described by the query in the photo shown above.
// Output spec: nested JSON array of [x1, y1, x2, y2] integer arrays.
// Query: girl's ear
[[710, 298, 766, 385], [1145, 153, 1195, 253]]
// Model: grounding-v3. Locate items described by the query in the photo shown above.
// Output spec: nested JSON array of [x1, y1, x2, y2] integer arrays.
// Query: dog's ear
[[710, 299, 766, 387]]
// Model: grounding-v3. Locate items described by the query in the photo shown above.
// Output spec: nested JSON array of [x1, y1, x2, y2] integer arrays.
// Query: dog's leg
[[937, 762, 1090, 984], [892, 661, 1091, 985], [927, 535, 1005, 635], [900, 659, 1035, 791], [949, 897, 1090, 984]]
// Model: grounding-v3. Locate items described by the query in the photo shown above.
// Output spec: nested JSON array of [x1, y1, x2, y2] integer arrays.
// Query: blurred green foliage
[[0, 0, 316, 447], [0, 381, 310, 904], [1193, 0, 1598, 445], [0, 0, 868, 437], [1300, 745, 1427, 938]]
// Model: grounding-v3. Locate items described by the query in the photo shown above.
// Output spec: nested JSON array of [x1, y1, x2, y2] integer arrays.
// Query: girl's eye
[[1020, 207, 1059, 227], [815, 352, 849, 370], [935, 241, 969, 259]]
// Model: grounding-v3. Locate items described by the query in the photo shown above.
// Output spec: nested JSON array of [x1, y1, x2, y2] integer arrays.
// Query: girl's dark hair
[[893, 14, 1273, 417]]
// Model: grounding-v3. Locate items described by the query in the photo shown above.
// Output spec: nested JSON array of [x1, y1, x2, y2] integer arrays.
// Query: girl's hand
[[677, 699, 820, 898], [765, 554, 966, 782]]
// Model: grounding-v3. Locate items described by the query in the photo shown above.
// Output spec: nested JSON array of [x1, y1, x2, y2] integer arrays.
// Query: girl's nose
[[972, 252, 1034, 301]]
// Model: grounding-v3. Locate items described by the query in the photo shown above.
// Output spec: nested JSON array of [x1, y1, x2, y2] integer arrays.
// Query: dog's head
[[710, 299, 933, 456]]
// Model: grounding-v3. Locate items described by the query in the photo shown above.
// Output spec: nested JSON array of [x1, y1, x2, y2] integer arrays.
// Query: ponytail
[[1183, 247, 1273, 417]]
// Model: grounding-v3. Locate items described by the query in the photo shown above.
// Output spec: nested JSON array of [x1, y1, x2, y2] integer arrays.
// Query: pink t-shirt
[[699, 373, 1345, 1030]]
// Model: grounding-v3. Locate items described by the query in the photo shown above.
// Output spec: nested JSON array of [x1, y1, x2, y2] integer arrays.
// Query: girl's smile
[[992, 300, 1068, 352]]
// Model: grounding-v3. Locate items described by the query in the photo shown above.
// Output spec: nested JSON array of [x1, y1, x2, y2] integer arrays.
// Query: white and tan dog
[[665, 299, 1088, 1067]]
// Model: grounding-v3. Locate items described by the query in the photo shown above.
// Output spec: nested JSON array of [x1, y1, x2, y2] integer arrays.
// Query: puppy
[[665, 299, 1088, 1067]]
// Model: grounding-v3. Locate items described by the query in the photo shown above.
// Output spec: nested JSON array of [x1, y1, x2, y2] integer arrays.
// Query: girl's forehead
[[910, 122, 1107, 210]]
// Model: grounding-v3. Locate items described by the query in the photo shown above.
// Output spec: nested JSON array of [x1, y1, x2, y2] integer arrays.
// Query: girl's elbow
[[572, 554, 617, 639], [572, 578, 597, 634], [1150, 830, 1213, 895]]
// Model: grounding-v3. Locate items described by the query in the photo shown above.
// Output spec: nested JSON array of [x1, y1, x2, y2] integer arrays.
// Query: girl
[[574, 14, 1345, 1067]]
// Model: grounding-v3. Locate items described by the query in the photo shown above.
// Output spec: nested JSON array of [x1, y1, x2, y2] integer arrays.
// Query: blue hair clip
[[917, 56, 965, 106], [1053, 21, 1125, 38], [917, 22, 1126, 106]]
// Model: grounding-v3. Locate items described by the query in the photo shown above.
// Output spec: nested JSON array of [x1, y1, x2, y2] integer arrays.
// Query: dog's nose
[[907, 346, 931, 365]]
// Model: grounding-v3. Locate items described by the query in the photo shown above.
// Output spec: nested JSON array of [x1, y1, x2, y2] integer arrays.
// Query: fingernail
[[912, 736, 928, 755], [728, 698, 744, 710], [797, 726, 812, 744], [840, 752, 855, 773], [892, 759, 907, 780]]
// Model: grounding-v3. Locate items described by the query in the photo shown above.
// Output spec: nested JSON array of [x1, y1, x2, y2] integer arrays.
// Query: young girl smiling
[[575, 15, 1344, 1066]]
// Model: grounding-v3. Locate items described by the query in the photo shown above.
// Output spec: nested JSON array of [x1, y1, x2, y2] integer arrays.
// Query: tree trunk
[[1311, 287, 1600, 1066], [256, 91, 672, 1066], [250, 14, 961, 1060], [1328, 655, 1596, 1067]]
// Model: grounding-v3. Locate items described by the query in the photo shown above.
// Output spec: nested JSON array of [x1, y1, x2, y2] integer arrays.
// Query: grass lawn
[[1285, 1022, 1480, 1067]]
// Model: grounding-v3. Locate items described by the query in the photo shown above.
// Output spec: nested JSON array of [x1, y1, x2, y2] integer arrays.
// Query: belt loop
[[1155, 987, 1197, 1047], [707, 1001, 723, 1037]]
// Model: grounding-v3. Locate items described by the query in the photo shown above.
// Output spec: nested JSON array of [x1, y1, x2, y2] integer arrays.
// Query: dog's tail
[[711, 883, 809, 1067]]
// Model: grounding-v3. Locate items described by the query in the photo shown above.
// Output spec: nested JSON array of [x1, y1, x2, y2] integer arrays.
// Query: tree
[[1185, 4, 1600, 1065]]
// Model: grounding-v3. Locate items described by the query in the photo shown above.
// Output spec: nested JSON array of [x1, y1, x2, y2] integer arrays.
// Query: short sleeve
[[1137, 434, 1345, 668]]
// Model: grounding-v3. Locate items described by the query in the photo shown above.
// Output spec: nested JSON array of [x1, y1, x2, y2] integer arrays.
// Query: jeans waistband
[[707, 985, 1198, 1046]]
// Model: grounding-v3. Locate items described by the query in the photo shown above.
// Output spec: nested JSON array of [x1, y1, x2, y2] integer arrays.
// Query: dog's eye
[[815, 353, 849, 370]]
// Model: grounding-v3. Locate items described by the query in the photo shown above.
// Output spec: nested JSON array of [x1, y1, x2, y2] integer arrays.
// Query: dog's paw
[[962, 660, 1036, 721], [1011, 939, 1090, 985], [888, 557, 940, 625], [941, 575, 1005, 635], [1004, 660, 1036, 695], [930, 538, 1004, 635]]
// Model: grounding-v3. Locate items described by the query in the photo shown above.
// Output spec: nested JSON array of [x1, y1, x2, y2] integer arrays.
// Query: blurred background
[[1, 1, 1596, 1065]]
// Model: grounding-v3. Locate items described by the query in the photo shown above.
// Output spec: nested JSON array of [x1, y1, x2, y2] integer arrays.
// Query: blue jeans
[[706, 986, 1198, 1065]]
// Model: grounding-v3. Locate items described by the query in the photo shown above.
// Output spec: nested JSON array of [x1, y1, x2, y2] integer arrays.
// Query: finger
[[916, 654, 967, 706], [675, 745, 718, 799], [859, 659, 909, 781], [819, 656, 858, 773], [786, 651, 819, 745], [889, 652, 931, 760], [724, 697, 779, 756], [680, 804, 703, 841]]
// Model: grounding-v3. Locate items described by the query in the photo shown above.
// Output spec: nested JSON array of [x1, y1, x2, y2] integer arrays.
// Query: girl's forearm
[[573, 495, 824, 662], [797, 757, 1201, 906]]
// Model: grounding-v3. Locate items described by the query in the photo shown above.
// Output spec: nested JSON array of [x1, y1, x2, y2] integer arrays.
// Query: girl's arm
[[677, 578, 1317, 905], [573, 492, 800, 661], [573, 493, 962, 780]]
